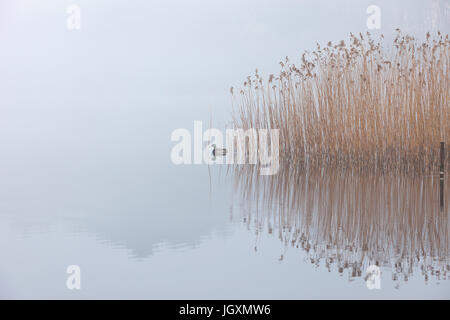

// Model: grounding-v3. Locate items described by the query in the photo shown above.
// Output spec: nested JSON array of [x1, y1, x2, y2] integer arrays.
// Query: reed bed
[[231, 31, 449, 172], [232, 164, 449, 284]]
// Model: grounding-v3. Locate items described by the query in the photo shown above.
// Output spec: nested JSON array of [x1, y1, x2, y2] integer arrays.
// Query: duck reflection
[[232, 165, 449, 285]]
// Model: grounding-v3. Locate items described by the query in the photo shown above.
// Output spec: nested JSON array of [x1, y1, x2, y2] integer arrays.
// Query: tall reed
[[231, 31, 449, 172]]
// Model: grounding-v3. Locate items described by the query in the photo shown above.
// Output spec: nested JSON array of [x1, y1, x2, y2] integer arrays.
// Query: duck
[[211, 144, 227, 157]]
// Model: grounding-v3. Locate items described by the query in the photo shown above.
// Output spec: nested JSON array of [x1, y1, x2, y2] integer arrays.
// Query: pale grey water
[[0, 0, 449, 299]]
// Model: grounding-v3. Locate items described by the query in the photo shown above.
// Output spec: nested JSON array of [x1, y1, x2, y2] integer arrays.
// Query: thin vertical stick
[[441, 141, 445, 210]]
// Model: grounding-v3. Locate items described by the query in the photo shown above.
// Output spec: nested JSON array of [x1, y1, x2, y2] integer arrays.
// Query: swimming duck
[[211, 144, 227, 156]]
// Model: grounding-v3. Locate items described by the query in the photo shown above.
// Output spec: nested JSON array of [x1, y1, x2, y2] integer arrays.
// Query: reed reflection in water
[[232, 165, 449, 286]]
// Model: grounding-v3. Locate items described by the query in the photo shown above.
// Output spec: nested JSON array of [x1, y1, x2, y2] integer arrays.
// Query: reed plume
[[231, 30, 449, 172]]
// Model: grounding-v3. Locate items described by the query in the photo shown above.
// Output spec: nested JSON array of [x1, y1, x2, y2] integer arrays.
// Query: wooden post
[[440, 142, 444, 210]]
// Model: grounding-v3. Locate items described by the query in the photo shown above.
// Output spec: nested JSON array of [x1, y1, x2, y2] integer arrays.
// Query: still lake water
[[0, 0, 449, 299]]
